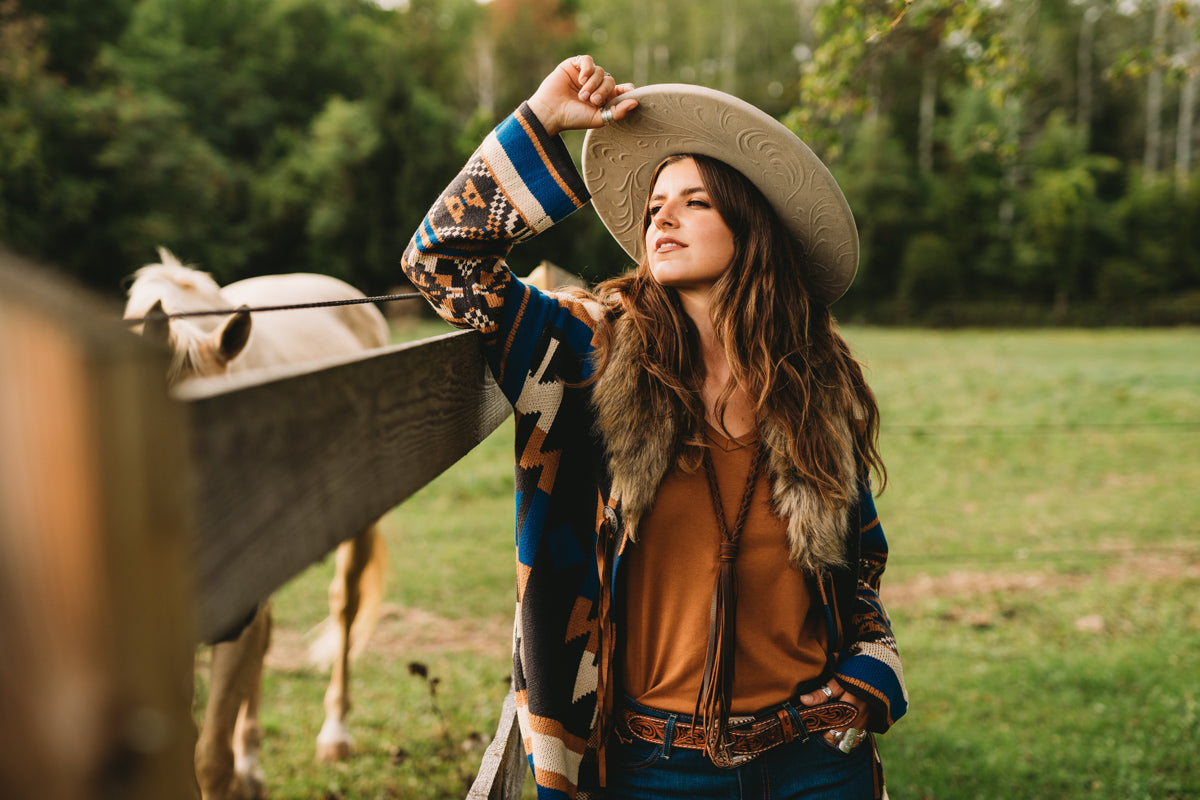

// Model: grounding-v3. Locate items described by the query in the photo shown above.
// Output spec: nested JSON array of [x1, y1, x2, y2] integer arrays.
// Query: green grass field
[[195, 325, 1200, 799]]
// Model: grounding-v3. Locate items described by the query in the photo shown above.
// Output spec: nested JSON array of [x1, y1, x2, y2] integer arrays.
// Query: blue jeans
[[607, 697, 876, 800]]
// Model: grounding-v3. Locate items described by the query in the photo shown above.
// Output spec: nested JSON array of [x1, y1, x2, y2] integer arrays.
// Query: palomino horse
[[124, 248, 390, 800]]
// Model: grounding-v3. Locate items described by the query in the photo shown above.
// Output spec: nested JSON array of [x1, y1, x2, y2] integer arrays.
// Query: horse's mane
[[124, 247, 227, 323], [163, 321, 220, 385]]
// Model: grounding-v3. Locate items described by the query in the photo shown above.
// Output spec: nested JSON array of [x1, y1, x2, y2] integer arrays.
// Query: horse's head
[[124, 250, 226, 321], [137, 299, 253, 386], [124, 248, 255, 385]]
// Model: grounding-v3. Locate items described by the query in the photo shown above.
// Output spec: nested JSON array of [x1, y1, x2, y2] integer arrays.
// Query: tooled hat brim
[[582, 84, 859, 304]]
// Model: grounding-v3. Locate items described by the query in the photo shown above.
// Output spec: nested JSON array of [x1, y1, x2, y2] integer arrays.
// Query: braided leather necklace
[[694, 440, 767, 767]]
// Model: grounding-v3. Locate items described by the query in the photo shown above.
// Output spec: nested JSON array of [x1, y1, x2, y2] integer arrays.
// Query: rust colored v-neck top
[[619, 424, 829, 715]]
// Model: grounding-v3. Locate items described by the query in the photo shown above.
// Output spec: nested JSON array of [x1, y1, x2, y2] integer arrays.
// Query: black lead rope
[[124, 291, 427, 325]]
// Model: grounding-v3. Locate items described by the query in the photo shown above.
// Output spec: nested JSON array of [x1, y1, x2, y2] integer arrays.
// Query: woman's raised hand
[[527, 55, 638, 137]]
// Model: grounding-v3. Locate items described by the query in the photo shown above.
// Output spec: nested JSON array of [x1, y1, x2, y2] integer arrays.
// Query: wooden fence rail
[[1, 249, 526, 799], [178, 328, 512, 642]]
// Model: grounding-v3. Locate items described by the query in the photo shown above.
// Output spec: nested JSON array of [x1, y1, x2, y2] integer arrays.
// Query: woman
[[401, 56, 907, 799]]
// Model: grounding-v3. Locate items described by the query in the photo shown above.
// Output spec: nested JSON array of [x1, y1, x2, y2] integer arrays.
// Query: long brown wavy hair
[[592, 153, 886, 503]]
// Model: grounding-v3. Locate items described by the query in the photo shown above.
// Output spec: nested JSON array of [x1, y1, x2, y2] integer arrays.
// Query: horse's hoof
[[316, 718, 354, 762], [246, 778, 267, 800], [316, 738, 354, 762], [233, 760, 266, 800], [228, 772, 266, 800]]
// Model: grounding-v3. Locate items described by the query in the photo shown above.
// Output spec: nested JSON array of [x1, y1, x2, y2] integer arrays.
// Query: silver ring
[[838, 726, 863, 754], [600, 107, 615, 125], [820, 685, 833, 699]]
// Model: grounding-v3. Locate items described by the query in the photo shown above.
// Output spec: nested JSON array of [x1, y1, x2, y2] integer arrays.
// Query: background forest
[[2, 0, 1199, 325]]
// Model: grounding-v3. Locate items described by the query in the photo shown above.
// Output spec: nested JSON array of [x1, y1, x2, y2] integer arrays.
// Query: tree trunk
[[632, 0, 649, 88], [1143, 0, 1169, 176], [866, 58, 883, 126], [720, 0, 739, 95], [1077, 4, 1100, 147], [999, 0, 1038, 229], [1176, 50, 1198, 186], [475, 43, 496, 121], [918, 49, 938, 173]]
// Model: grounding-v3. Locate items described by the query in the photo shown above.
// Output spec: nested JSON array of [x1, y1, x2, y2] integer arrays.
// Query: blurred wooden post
[[524, 260, 586, 291], [0, 249, 197, 800]]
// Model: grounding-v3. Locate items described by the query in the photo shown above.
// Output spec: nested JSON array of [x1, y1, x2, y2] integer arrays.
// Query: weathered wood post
[[465, 690, 525, 800], [0, 249, 197, 800]]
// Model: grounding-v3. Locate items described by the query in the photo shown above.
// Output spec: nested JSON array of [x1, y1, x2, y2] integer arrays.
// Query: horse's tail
[[306, 524, 388, 667]]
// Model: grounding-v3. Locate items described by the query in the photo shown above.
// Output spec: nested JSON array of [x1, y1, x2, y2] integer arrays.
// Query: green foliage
[[796, 0, 912, 142], [3, 0, 1200, 317], [790, 0, 1200, 323], [896, 232, 960, 321], [577, 0, 806, 117], [23, 0, 138, 83], [82, 86, 240, 276], [1012, 112, 1119, 305], [254, 96, 382, 282], [486, 0, 582, 117], [831, 117, 918, 309], [1, 0, 476, 294], [1107, 168, 1200, 295]]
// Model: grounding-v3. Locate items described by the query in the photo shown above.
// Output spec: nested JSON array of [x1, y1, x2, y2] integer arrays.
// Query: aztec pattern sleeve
[[834, 490, 909, 731], [399, 104, 608, 800], [400, 102, 590, 338]]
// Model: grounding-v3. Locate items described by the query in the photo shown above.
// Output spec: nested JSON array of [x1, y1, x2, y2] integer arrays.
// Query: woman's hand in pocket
[[798, 678, 870, 752]]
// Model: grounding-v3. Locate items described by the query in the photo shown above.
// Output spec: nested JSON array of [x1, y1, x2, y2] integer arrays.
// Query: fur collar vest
[[590, 313, 858, 573]]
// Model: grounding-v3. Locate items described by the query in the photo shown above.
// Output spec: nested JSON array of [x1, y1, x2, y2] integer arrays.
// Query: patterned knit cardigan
[[401, 103, 908, 799]]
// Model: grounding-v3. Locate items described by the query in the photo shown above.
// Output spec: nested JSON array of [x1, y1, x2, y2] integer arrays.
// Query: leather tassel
[[696, 544, 739, 764], [695, 444, 765, 767]]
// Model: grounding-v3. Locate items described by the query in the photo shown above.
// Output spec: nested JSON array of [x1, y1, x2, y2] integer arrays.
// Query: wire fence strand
[[123, 291, 427, 325], [885, 420, 1200, 435], [123, 294, 1199, 438], [892, 543, 1200, 568]]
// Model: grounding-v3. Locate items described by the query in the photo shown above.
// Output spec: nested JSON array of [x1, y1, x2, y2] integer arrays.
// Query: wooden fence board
[[0, 249, 196, 800], [466, 690, 526, 800], [176, 329, 512, 643]]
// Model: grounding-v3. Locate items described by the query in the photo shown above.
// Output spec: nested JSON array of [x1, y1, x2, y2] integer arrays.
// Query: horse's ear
[[142, 300, 171, 348], [217, 306, 252, 364]]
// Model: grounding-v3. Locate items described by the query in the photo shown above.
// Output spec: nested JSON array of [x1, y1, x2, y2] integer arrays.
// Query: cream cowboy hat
[[582, 84, 859, 304]]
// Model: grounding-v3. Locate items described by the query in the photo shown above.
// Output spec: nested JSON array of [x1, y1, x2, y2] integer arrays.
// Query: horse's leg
[[316, 526, 382, 762], [188, 656, 203, 800], [195, 607, 270, 800], [233, 605, 271, 800]]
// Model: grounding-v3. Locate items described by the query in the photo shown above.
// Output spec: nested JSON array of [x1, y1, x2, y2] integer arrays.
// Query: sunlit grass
[[846, 327, 1200, 579], [879, 574, 1200, 799]]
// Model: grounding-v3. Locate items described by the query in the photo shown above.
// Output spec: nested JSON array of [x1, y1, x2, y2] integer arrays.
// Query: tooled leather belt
[[619, 700, 858, 763]]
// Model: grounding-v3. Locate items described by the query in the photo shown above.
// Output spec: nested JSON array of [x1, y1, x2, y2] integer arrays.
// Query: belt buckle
[[709, 714, 784, 769], [706, 731, 752, 769]]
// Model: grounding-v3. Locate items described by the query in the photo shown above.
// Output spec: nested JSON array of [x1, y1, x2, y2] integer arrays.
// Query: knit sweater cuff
[[835, 652, 908, 733], [482, 102, 591, 235]]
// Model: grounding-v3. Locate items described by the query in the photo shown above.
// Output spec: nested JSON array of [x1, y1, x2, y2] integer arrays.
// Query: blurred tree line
[[1, 0, 1198, 324]]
